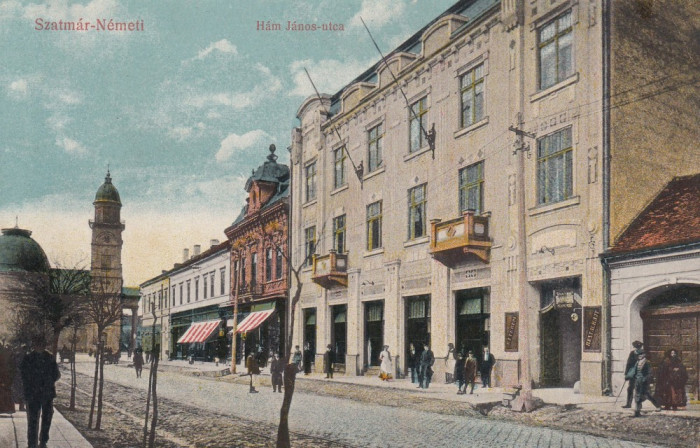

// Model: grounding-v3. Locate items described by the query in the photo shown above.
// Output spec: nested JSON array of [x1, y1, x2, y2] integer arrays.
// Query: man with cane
[[621, 340, 644, 408]]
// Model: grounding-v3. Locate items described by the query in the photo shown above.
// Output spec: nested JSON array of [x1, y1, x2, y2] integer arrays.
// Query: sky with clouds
[[0, 0, 455, 286]]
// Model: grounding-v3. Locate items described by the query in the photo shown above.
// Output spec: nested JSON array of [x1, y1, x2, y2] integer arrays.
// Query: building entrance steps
[[0, 404, 93, 448]]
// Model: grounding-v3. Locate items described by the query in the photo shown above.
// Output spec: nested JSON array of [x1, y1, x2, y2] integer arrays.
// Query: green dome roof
[[0, 227, 50, 273], [94, 171, 122, 205]]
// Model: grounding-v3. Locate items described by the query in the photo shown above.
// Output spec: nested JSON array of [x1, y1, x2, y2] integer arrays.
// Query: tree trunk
[[143, 361, 153, 447], [147, 355, 159, 448], [69, 328, 77, 410], [88, 340, 101, 428], [96, 343, 105, 429]]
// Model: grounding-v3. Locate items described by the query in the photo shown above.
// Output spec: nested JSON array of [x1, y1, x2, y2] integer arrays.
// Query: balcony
[[429, 211, 491, 267], [312, 250, 348, 288], [237, 283, 263, 301]]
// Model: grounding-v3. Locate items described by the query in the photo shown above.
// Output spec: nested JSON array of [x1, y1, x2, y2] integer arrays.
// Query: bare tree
[[85, 276, 123, 430], [142, 306, 159, 448]]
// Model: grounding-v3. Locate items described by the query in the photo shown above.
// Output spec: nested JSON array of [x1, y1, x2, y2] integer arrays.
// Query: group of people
[[1, 335, 61, 448], [623, 340, 688, 416], [406, 343, 436, 388], [290, 343, 319, 376]]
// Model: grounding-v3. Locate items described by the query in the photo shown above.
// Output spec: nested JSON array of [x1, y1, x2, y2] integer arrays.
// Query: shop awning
[[177, 320, 221, 344], [235, 309, 274, 334]]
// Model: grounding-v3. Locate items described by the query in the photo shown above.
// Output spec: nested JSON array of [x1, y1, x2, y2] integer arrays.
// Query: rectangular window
[[408, 184, 427, 240], [333, 214, 346, 253], [195, 277, 199, 301], [459, 161, 484, 214], [409, 96, 428, 153], [251, 253, 258, 286], [275, 248, 283, 279], [368, 123, 383, 172], [304, 227, 316, 267], [537, 127, 573, 204], [203, 275, 208, 299], [220, 268, 226, 295], [172, 286, 176, 307], [266, 248, 273, 282], [210, 273, 215, 297], [305, 162, 317, 202], [164, 289, 168, 308], [179, 284, 183, 305], [538, 11, 573, 90], [333, 147, 346, 189], [460, 64, 484, 128], [366, 201, 382, 251], [186, 281, 191, 303], [241, 257, 246, 287]]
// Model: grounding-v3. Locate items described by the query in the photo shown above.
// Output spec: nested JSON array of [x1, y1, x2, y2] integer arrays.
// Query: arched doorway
[[641, 285, 699, 398]]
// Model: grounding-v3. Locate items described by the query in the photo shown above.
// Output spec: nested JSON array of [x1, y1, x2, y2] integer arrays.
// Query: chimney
[[194, 244, 201, 256], [183, 248, 189, 262], [210, 239, 220, 248]]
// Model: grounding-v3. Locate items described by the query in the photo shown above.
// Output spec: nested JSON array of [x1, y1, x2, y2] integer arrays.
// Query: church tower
[[89, 170, 125, 351]]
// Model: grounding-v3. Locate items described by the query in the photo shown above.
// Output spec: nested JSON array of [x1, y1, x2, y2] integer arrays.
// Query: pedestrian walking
[[418, 343, 434, 389], [246, 353, 260, 393], [20, 335, 61, 448], [0, 342, 15, 413], [464, 350, 478, 394], [292, 345, 303, 372], [480, 345, 496, 388], [270, 353, 284, 392], [407, 343, 418, 384], [324, 344, 336, 379], [454, 352, 466, 394], [379, 345, 392, 381], [654, 348, 688, 410], [622, 340, 644, 408], [303, 343, 313, 375], [625, 350, 661, 416], [132, 349, 144, 378], [445, 343, 456, 383]]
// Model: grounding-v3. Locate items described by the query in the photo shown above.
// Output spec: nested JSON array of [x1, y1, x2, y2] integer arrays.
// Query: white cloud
[[289, 58, 375, 97], [46, 114, 71, 132], [7, 78, 28, 98], [195, 39, 238, 60], [55, 136, 87, 155], [215, 130, 272, 162], [350, 0, 406, 28]]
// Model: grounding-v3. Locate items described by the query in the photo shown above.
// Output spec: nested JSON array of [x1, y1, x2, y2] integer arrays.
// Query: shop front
[[171, 305, 229, 361], [455, 288, 489, 361], [405, 295, 430, 372], [364, 300, 384, 368], [233, 300, 284, 368]]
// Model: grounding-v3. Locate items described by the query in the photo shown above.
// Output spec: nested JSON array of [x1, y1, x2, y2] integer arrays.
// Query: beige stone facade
[[289, 0, 698, 395]]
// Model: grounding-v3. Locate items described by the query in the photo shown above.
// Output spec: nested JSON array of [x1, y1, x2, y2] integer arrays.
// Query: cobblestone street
[[53, 358, 687, 448]]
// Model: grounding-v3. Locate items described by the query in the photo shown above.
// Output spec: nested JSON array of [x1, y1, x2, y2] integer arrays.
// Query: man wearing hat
[[625, 350, 661, 416], [622, 340, 644, 408]]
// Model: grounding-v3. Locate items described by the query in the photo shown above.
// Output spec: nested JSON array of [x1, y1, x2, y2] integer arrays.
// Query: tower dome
[[0, 226, 50, 273], [94, 170, 122, 205]]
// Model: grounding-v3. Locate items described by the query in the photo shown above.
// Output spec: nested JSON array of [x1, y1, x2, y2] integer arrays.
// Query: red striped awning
[[236, 309, 274, 334], [177, 320, 220, 344]]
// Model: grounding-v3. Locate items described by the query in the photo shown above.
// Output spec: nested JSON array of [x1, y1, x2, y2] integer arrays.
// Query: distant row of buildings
[[138, 0, 699, 399]]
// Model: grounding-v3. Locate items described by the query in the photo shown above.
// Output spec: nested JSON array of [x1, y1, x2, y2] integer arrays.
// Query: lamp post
[[231, 248, 242, 374]]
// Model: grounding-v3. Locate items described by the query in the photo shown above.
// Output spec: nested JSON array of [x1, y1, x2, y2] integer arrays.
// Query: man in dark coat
[[20, 335, 61, 448], [625, 350, 661, 416], [454, 352, 466, 394], [418, 343, 435, 389], [480, 346, 496, 388], [246, 353, 260, 393], [323, 344, 335, 379], [303, 343, 313, 375], [622, 340, 644, 408], [270, 353, 284, 392], [464, 350, 478, 394]]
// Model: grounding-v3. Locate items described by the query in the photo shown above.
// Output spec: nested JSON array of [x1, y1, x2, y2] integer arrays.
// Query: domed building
[[0, 225, 51, 341]]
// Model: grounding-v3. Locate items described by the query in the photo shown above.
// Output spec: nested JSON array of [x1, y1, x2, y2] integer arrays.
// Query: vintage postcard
[[0, 1, 698, 447]]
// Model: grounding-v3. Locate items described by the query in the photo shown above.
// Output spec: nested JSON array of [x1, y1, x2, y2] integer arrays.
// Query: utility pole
[[231, 250, 241, 374]]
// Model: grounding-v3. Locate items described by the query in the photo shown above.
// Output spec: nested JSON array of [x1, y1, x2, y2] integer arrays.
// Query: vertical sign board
[[505, 312, 519, 352], [583, 306, 602, 352]]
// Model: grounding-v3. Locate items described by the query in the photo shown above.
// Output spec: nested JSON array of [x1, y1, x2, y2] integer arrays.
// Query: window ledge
[[531, 73, 579, 103], [403, 145, 431, 162], [363, 166, 386, 181], [330, 184, 349, 196], [404, 236, 430, 248], [528, 195, 580, 216], [454, 116, 489, 139], [302, 199, 317, 209], [363, 248, 385, 258], [301, 266, 313, 273]]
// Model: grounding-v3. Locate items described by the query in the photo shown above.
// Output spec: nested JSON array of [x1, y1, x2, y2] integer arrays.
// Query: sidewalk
[[0, 404, 93, 448]]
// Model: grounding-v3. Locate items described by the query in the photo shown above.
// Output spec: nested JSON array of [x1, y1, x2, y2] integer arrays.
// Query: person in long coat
[[132, 349, 144, 378], [303, 343, 313, 375], [654, 349, 688, 410], [379, 345, 392, 381], [480, 346, 496, 388], [418, 343, 434, 389], [622, 340, 644, 408], [246, 353, 260, 393], [407, 343, 418, 384], [464, 350, 478, 394], [0, 343, 16, 413], [324, 345, 336, 379], [270, 353, 284, 392], [454, 352, 466, 394], [21, 335, 61, 448], [625, 350, 661, 416]]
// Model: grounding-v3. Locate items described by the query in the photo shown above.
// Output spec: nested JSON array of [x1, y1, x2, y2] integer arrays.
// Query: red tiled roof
[[611, 173, 700, 253]]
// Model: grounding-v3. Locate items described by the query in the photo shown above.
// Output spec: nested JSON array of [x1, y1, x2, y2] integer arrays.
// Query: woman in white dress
[[379, 345, 393, 381]]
